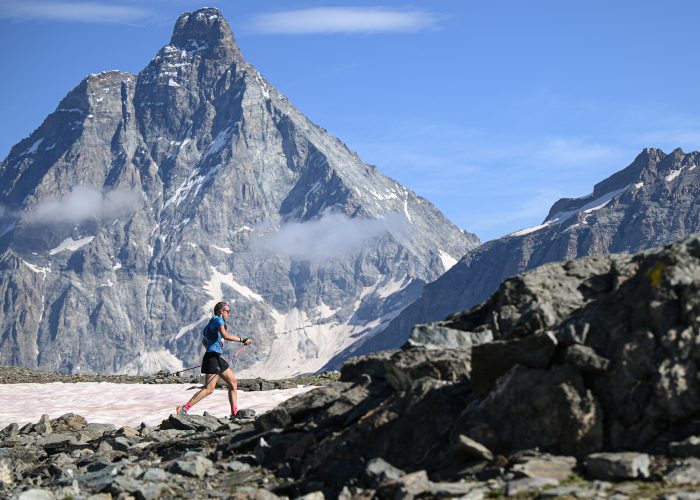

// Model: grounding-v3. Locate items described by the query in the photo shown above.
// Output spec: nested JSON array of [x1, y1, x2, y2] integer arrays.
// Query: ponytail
[[213, 301, 228, 317]]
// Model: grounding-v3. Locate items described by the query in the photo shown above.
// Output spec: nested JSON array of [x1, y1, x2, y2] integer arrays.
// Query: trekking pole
[[170, 364, 201, 376], [227, 340, 253, 365]]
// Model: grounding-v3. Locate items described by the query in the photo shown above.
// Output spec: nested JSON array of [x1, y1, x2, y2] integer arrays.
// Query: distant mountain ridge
[[0, 8, 479, 376], [328, 147, 700, 364]]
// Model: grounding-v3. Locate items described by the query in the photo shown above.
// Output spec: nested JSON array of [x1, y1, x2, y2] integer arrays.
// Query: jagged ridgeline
[[338, 146, 700, 365], [0, 8, 479, 376]]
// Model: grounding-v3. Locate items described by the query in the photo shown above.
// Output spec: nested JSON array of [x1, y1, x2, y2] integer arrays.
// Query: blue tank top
[[203, 316, 225, 353]]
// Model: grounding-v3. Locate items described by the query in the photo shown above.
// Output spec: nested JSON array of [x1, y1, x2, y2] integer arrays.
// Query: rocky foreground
[[6, 236, 700, 499], [1, 380, 699, 499]]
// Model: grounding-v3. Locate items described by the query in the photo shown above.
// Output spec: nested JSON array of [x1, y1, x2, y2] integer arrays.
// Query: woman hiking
[[176, 301, 253, 418]]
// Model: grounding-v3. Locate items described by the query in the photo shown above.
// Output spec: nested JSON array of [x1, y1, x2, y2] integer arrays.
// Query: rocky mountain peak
[[0, 8, 478, 377], [170, 8, 241, 64], [544, 147, 668, 223]]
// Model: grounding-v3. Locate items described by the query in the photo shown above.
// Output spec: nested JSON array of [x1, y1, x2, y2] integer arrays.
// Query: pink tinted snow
[[0, 383, 318, 428]]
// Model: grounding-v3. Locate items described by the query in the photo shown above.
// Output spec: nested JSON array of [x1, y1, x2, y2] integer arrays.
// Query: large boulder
[[452, 364, 603, 456]]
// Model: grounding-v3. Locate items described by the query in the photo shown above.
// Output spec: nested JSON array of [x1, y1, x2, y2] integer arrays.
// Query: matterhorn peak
[[0, 7, 478, 378], [170, 8, 242, 63]]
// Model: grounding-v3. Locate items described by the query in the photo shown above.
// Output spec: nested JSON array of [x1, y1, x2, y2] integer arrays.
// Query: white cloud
[[26, 186, 141, 224], [249, 7, 440, 35], [258, 212, 409, 261], [0, 1, 151, 25]]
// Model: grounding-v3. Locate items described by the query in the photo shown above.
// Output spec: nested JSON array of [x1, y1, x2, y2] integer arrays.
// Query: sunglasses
[[223, 308, 230, 313]]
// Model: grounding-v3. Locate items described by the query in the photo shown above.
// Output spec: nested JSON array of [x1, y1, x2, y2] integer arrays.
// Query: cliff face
[[0, 8, 478, 376], [334, 147, 700, 364]]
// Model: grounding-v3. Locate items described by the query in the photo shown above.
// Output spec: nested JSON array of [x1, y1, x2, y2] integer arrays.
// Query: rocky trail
[[6, 234, 700, 498], [1, 381, 699, 499]]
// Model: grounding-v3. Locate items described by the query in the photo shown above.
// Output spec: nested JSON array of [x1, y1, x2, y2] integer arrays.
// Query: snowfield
[[0, 383, 318, 428]]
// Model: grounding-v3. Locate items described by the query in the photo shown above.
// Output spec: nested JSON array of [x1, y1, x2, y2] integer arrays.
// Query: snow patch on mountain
[[508, 186, 629, 237], [211, 245, 233, 254], [204, 267, 264, 310], [49, 236, 94, 255], [241, 278, 414, 378], [666, 168, 683, 182], [509, 223, 549, 237], [314, 301, 340, 321], [377, 277, 410, 299], [439, 250, 458, 271], [546, 186, 627, 224], [174, 314, 209, 341], [119, 349, 184, 375], [205, 127, 232, 158], [239, 306, 402, 378], [21, 260, 51, 275], [359, 276, 411, 301], [403, 197, 412, 223], [163, 173, 206, 209]]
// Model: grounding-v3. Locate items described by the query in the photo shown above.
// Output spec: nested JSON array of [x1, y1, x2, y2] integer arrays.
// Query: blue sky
[[1, 0, 699, 242]]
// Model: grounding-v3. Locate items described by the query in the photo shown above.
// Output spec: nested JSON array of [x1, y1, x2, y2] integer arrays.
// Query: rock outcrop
[[237, 235, 700, 495]]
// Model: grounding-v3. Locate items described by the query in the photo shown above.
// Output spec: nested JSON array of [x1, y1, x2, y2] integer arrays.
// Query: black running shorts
[[201, 352, 229, 374]]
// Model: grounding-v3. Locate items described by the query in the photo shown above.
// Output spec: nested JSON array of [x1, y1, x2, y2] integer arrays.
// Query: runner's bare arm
[[219, 325, 253, 344]]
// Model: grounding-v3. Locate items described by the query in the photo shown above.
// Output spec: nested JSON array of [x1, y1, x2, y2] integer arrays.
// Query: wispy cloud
[[26, 186, 141, 224], [531, 137, 625, 168], [257, 212, 410, 261], [249, 7, 441, 35], [0, 1, 151, 25], [346, 118, 638, 241], [352, 120, 626, 199]]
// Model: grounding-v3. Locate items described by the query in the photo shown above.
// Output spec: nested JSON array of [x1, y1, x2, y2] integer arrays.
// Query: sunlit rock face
[[337, 147, 700, 365], [0, 8, 478, 376]]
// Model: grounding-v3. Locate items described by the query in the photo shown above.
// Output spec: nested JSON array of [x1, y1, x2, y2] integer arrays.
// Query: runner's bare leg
[[188, 373, 220, 407], [219, 368, 238, 414]]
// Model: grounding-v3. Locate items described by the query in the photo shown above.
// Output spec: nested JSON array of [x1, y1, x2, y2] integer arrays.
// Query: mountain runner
[[175, 301, 253, 418]]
